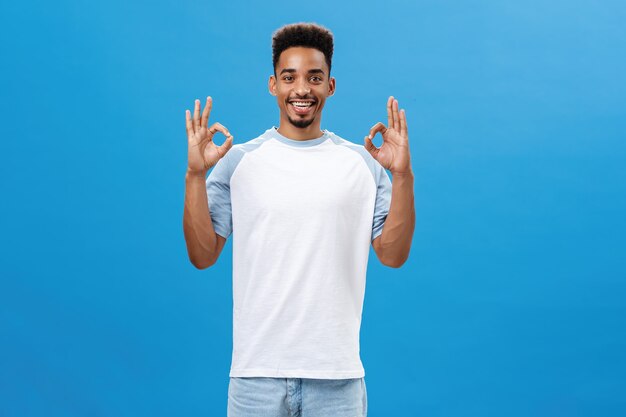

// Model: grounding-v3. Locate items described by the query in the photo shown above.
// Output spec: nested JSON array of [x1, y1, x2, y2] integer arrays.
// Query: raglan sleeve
[[371, 161, 392, 241], [205, 150, 234, 239]]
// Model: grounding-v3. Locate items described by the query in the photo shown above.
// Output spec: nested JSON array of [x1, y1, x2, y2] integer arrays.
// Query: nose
[[294, 79, 311, 96]]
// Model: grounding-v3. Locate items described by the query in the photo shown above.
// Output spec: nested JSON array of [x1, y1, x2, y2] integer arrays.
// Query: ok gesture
[[364, 96, 412, 175], [185, 96, 233, 175]]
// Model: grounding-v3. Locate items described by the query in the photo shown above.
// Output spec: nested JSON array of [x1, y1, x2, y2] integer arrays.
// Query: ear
[[268, 75, 277, 96], [328, 76, 336, 97]]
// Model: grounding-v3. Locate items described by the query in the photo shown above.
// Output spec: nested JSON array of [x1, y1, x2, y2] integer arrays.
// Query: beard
[[288, 115, 315, 128]]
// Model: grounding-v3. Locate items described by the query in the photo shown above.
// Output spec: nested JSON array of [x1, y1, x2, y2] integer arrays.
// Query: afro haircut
[[272, 23, 334, 75]]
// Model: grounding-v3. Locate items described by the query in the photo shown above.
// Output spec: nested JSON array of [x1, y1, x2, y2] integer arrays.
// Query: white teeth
[[291, 102, 313, 107]]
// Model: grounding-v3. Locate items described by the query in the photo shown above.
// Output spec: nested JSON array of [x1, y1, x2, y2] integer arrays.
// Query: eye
[[310, 76, 322, 82], [283, 76, 294, 81]]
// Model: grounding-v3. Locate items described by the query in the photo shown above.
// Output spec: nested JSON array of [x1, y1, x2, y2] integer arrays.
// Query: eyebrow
[[279, 68, 326, 75]]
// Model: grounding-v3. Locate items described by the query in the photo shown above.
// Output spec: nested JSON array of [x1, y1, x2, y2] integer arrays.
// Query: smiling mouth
[[289, 100, 316, 115]]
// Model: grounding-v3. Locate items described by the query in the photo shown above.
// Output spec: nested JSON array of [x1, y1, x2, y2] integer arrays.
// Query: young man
[[183, 23, 415, 417]]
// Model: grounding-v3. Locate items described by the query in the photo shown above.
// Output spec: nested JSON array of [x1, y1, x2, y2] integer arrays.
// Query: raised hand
[[364, 96, 412, 175], [185, 96, 233, 175]]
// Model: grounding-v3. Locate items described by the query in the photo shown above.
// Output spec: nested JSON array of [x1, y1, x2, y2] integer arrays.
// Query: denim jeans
[[227, 377, 367, 417]]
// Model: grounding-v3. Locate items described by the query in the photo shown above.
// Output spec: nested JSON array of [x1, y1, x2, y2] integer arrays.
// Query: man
[[183, 22, 415, 417]]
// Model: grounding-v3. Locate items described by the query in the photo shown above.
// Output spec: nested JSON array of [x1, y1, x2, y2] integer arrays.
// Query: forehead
[[276, 47, 328, 72]]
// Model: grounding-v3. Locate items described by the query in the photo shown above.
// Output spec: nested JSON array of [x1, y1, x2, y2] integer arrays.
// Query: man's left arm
[[365, 96, 416, 268], [373, 170, 415, 267]]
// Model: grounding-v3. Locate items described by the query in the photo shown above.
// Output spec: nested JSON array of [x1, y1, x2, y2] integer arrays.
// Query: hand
[[185, 96, 233, 175], [364, 96, 412, 175]]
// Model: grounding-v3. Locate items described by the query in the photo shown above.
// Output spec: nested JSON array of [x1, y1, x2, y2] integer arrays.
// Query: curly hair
[[272, 23, 334, 75]]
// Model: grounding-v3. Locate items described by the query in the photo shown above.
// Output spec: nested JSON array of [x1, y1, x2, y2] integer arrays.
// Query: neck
[[277, 115, 323, 141]]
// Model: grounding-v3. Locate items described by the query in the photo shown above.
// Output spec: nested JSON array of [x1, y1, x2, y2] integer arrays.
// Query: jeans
[[227, 377, 367, 417]]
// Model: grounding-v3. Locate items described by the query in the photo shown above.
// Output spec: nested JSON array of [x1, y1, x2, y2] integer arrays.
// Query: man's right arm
[[183, 169, 227, 269], [182, 96, 233, 269]]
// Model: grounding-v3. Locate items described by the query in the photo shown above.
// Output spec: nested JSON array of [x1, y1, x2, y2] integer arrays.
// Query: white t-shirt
[[206, 127, 392, 379]]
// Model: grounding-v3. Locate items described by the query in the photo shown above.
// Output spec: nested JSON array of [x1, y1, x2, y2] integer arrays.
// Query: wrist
[[186, 167, 208, 179], [390, 168, 414, 178]]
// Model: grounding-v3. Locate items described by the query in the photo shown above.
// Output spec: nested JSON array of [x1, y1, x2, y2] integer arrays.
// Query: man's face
[[269, 47, 336, 129]]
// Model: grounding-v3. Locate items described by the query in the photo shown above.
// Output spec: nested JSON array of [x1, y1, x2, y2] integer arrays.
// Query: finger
[[364, 135, 378, 158], [207, 122, 231, 141], [201, 96, 212, 128], [217, 135, 234, 158], [193, 99, 201, 130], [368, 121, 387, 140], [399, 109, 408, 138], [387, 96, 394, 129], [185, 110, 194, 137], [392, 99, 400, 131]]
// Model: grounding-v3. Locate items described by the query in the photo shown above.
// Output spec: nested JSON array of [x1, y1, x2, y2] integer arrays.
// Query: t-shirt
[[206, 126, 392, 379]]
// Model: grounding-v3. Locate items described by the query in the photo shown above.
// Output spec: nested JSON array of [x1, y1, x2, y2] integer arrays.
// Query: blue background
[[1, 0, 625, 416]]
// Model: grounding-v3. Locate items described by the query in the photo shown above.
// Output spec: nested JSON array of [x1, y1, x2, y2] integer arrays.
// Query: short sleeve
[[205, 152, 233, 239], [371, 163, 392, 241]]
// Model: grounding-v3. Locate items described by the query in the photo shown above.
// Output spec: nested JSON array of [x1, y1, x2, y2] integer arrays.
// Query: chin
[[288, 116, 316, 129]]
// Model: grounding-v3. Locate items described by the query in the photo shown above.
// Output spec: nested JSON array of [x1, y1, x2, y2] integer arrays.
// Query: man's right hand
[[185, 96, 233, 176]]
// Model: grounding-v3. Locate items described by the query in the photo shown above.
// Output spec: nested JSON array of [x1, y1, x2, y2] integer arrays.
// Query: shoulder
[[326, 130, 385, 178], [233, 131, 272, 152], [223, 129, 274, 167]]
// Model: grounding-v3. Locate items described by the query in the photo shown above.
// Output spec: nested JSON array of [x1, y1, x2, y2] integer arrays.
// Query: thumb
[[219, 135, 234, 157], [364, 135, 378, 158]]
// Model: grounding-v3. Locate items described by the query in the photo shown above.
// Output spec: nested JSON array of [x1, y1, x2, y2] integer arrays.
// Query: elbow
[[381, 257, 407, 268], [189, 255, 216, 270], [373, 233, 413, 269], [192, 261, 212, 270], [379, 252, 409, 268]]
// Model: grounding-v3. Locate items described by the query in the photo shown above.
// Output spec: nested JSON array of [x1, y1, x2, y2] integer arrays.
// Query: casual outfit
[[206, 127, 392, 416]]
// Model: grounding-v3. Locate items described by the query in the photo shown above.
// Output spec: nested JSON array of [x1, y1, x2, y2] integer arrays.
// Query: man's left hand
[[365, 96, 412, 175]]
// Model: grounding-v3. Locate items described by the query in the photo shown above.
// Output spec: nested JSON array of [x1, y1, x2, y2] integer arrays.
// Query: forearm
[[183, 169, 219, 268], [379, 170, 416, 267]]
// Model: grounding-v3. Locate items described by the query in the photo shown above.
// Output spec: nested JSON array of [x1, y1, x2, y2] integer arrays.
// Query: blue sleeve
[[205, 152, 233, 239], [371, 163, 392, 241]]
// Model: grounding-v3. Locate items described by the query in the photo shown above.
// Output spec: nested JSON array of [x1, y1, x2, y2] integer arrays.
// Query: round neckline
[[271, 126, 330, 147]]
